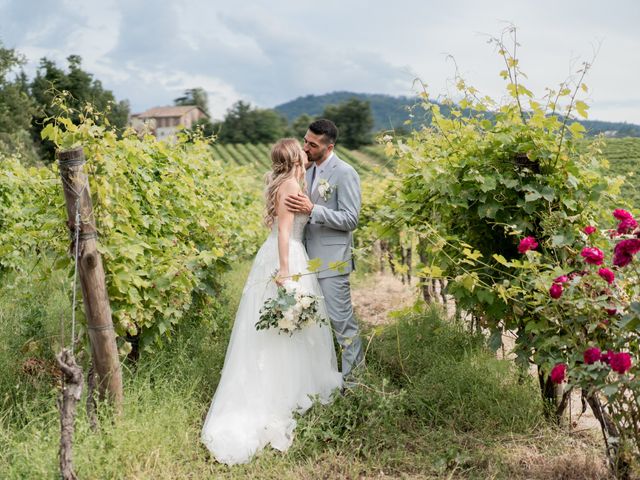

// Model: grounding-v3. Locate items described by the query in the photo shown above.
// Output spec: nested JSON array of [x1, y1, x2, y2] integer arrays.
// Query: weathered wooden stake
[[57, 147, 123, 411], [56, 349, 82, 480]]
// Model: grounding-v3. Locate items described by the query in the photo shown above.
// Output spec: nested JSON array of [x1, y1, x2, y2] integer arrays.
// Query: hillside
[[209, 142, 392, 179], [275, 92, 416, 132], [275, 91, 640, 137]]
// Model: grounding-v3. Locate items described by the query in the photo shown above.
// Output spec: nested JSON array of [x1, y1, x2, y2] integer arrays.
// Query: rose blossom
[[550, 363, 567, 384], [605, 308, 617, 316], [617, 217, 638, 234], [553, 275, 569, 284], [600, 350, 614, 365], [549, 283, 563, 299], [518, 236, 538, 254], [597, 268, 615, 284], [610, 352, 632, 374], [613, 209, 634, 221], [584, 347, 602, 365], [613, 238, 640, 267], [583, 225, 597, 235], [580, 247, 604, 265]]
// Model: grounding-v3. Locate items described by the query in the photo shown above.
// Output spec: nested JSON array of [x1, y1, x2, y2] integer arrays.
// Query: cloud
[[1, 0, 639, 123]]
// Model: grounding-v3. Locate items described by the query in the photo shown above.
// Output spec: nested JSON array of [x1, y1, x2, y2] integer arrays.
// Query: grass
[[0, 264, 610, 479]]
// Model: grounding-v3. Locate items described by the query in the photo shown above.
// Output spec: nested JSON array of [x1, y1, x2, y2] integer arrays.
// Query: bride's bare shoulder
[[278, 177, 300, 195]]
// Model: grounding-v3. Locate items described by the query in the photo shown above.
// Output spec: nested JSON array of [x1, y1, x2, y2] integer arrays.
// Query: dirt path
[[352, 272, 601, 433], [351, 272, 415, 325]]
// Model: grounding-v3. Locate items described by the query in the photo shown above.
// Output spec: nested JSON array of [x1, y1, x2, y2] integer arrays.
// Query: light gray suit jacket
[[304, 153, 361, 279]]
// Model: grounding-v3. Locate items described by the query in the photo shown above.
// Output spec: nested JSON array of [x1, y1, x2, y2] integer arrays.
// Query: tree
[[322, 98, 374, 149], [174, 87, 210, 116], [290, 113, 315, 138], [0, 42, 39, 164], [30, 55, 130, 160], [0, 42, 35, 134], [215, 101, 287, 144]]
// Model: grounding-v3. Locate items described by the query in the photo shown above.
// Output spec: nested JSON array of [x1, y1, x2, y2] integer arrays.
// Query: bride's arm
[[275, 180, 299, 284]]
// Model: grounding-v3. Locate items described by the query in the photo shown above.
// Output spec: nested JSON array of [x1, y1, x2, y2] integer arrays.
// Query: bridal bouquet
[[256, 280, 324, 334]]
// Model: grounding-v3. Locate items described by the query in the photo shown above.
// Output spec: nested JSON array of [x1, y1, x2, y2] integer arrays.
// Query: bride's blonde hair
[[264, 138, 306, 228]]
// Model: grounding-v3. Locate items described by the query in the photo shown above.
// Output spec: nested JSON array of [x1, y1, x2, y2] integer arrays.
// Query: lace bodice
[[269, 213, 309, 242]]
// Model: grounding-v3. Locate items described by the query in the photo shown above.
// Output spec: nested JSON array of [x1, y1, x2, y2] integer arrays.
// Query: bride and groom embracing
[[200, 119, 365, 465]]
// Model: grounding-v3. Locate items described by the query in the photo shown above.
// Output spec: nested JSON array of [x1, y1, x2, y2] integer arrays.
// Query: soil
[[351, 272, 601, 432]]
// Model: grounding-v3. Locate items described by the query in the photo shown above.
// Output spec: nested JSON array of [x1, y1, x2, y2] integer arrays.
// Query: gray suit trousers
[[318, 274, 364, 379]]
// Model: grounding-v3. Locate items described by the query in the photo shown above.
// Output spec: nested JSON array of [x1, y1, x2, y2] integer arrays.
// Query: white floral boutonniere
[[317, 178, 336, 201]]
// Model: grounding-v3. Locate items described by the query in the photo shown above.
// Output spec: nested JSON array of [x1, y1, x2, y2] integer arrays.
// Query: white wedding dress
[[201, 213, 342, 465]]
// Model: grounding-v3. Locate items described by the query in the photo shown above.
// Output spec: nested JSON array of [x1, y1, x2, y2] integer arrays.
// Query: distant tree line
[[0, 41, 131, 164], [187, 96, 375, 149]]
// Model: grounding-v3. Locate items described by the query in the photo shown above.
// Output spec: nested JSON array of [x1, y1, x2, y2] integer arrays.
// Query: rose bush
[[504, 210, 640, 475]]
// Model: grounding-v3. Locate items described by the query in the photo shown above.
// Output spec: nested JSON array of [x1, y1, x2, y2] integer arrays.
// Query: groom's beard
[[306, 149, 328, 164]]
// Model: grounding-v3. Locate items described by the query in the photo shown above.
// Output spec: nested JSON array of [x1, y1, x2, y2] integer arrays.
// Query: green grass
[[600, 137, 640, 209], [0, 261, 609, 479]]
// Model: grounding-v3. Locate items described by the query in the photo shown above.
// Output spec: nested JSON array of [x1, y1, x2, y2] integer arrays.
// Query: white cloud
[[1, 0, 638, 123]]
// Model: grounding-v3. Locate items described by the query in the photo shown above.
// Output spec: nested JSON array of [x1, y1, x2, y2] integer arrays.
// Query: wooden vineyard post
[[57, 147, 123, 411]]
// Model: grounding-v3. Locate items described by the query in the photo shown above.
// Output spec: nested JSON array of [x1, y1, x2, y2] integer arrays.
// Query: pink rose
[[580, 247, 604, 265], [518, 236, 538, 254], [550, 363, 567, 384], [583, 226, 597, 235], [549, 283, 563, 299], [583, 347, 602, 365], [553, 275, 569, 284], [617, 217, 638, 234], [597, 268, 615, 284], [601, 350, 614, 365], [613, 239, 640, 267], [613, 209, 634, 221], [610, 352, 632, 374]]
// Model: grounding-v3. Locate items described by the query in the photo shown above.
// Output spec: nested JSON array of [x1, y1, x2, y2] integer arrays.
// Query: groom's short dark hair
[[308, 119, 338, 145]]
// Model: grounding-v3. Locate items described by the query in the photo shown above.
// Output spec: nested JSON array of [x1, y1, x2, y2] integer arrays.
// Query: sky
[[1, 0, 638, 123]]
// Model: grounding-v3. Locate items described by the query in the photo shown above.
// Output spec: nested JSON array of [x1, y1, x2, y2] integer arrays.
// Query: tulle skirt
[[200, 235, 342, 465]]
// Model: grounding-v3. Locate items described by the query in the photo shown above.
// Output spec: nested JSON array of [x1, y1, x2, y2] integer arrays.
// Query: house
[[129, 105, 209, 139]]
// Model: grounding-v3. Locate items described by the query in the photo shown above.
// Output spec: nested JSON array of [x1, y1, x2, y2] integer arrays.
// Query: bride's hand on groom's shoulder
[[285, 192, 313, 215]]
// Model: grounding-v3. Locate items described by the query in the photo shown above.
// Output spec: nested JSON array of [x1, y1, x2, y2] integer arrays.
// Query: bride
[[201, 138, 343, 465]]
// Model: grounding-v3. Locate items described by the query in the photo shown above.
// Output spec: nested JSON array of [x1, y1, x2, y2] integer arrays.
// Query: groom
[[285, 119, 364, 382]]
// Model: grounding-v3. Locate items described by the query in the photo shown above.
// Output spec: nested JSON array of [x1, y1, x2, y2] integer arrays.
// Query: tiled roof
[[133, 105, 205, 118]]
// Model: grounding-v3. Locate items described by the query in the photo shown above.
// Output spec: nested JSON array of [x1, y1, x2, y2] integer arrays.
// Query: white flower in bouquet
[[283, 308, 297, 323], [299, 296, 314, 309], [283, 280, 299, 294], [256, 279, 326, 335], [278, 309, 296, 331]]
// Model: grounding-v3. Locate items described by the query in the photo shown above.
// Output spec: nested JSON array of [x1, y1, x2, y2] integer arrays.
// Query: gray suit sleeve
[[310, 165, 361, 231]]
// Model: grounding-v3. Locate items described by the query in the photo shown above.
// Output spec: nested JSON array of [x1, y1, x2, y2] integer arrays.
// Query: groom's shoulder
[[333, 154, 358, 177]]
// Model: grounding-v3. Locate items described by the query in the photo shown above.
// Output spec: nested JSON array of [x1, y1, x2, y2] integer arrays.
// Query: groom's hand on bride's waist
[[285, 192, 313, 215]]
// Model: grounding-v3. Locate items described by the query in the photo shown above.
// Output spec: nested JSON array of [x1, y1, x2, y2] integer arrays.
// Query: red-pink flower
[[610, 352, 632, 374], [553, 275, 569, 284], [549, 283, 563, 299], [617, 217, 638, 234], [613, 239, 640, 267], [584, 347, 602, 365], [605, 308, 617, 316], [583, 226, 597, 235], [550, 363, 567, 384], [581, 247, 604, 265], [613, 209, 634, 221], [601, 350, 614, 365], [518, 236, 538, 254], [597, 268, 615, 284]]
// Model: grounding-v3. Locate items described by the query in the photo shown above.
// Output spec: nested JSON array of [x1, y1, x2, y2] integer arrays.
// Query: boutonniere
[[317, 178, 336, 201]]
